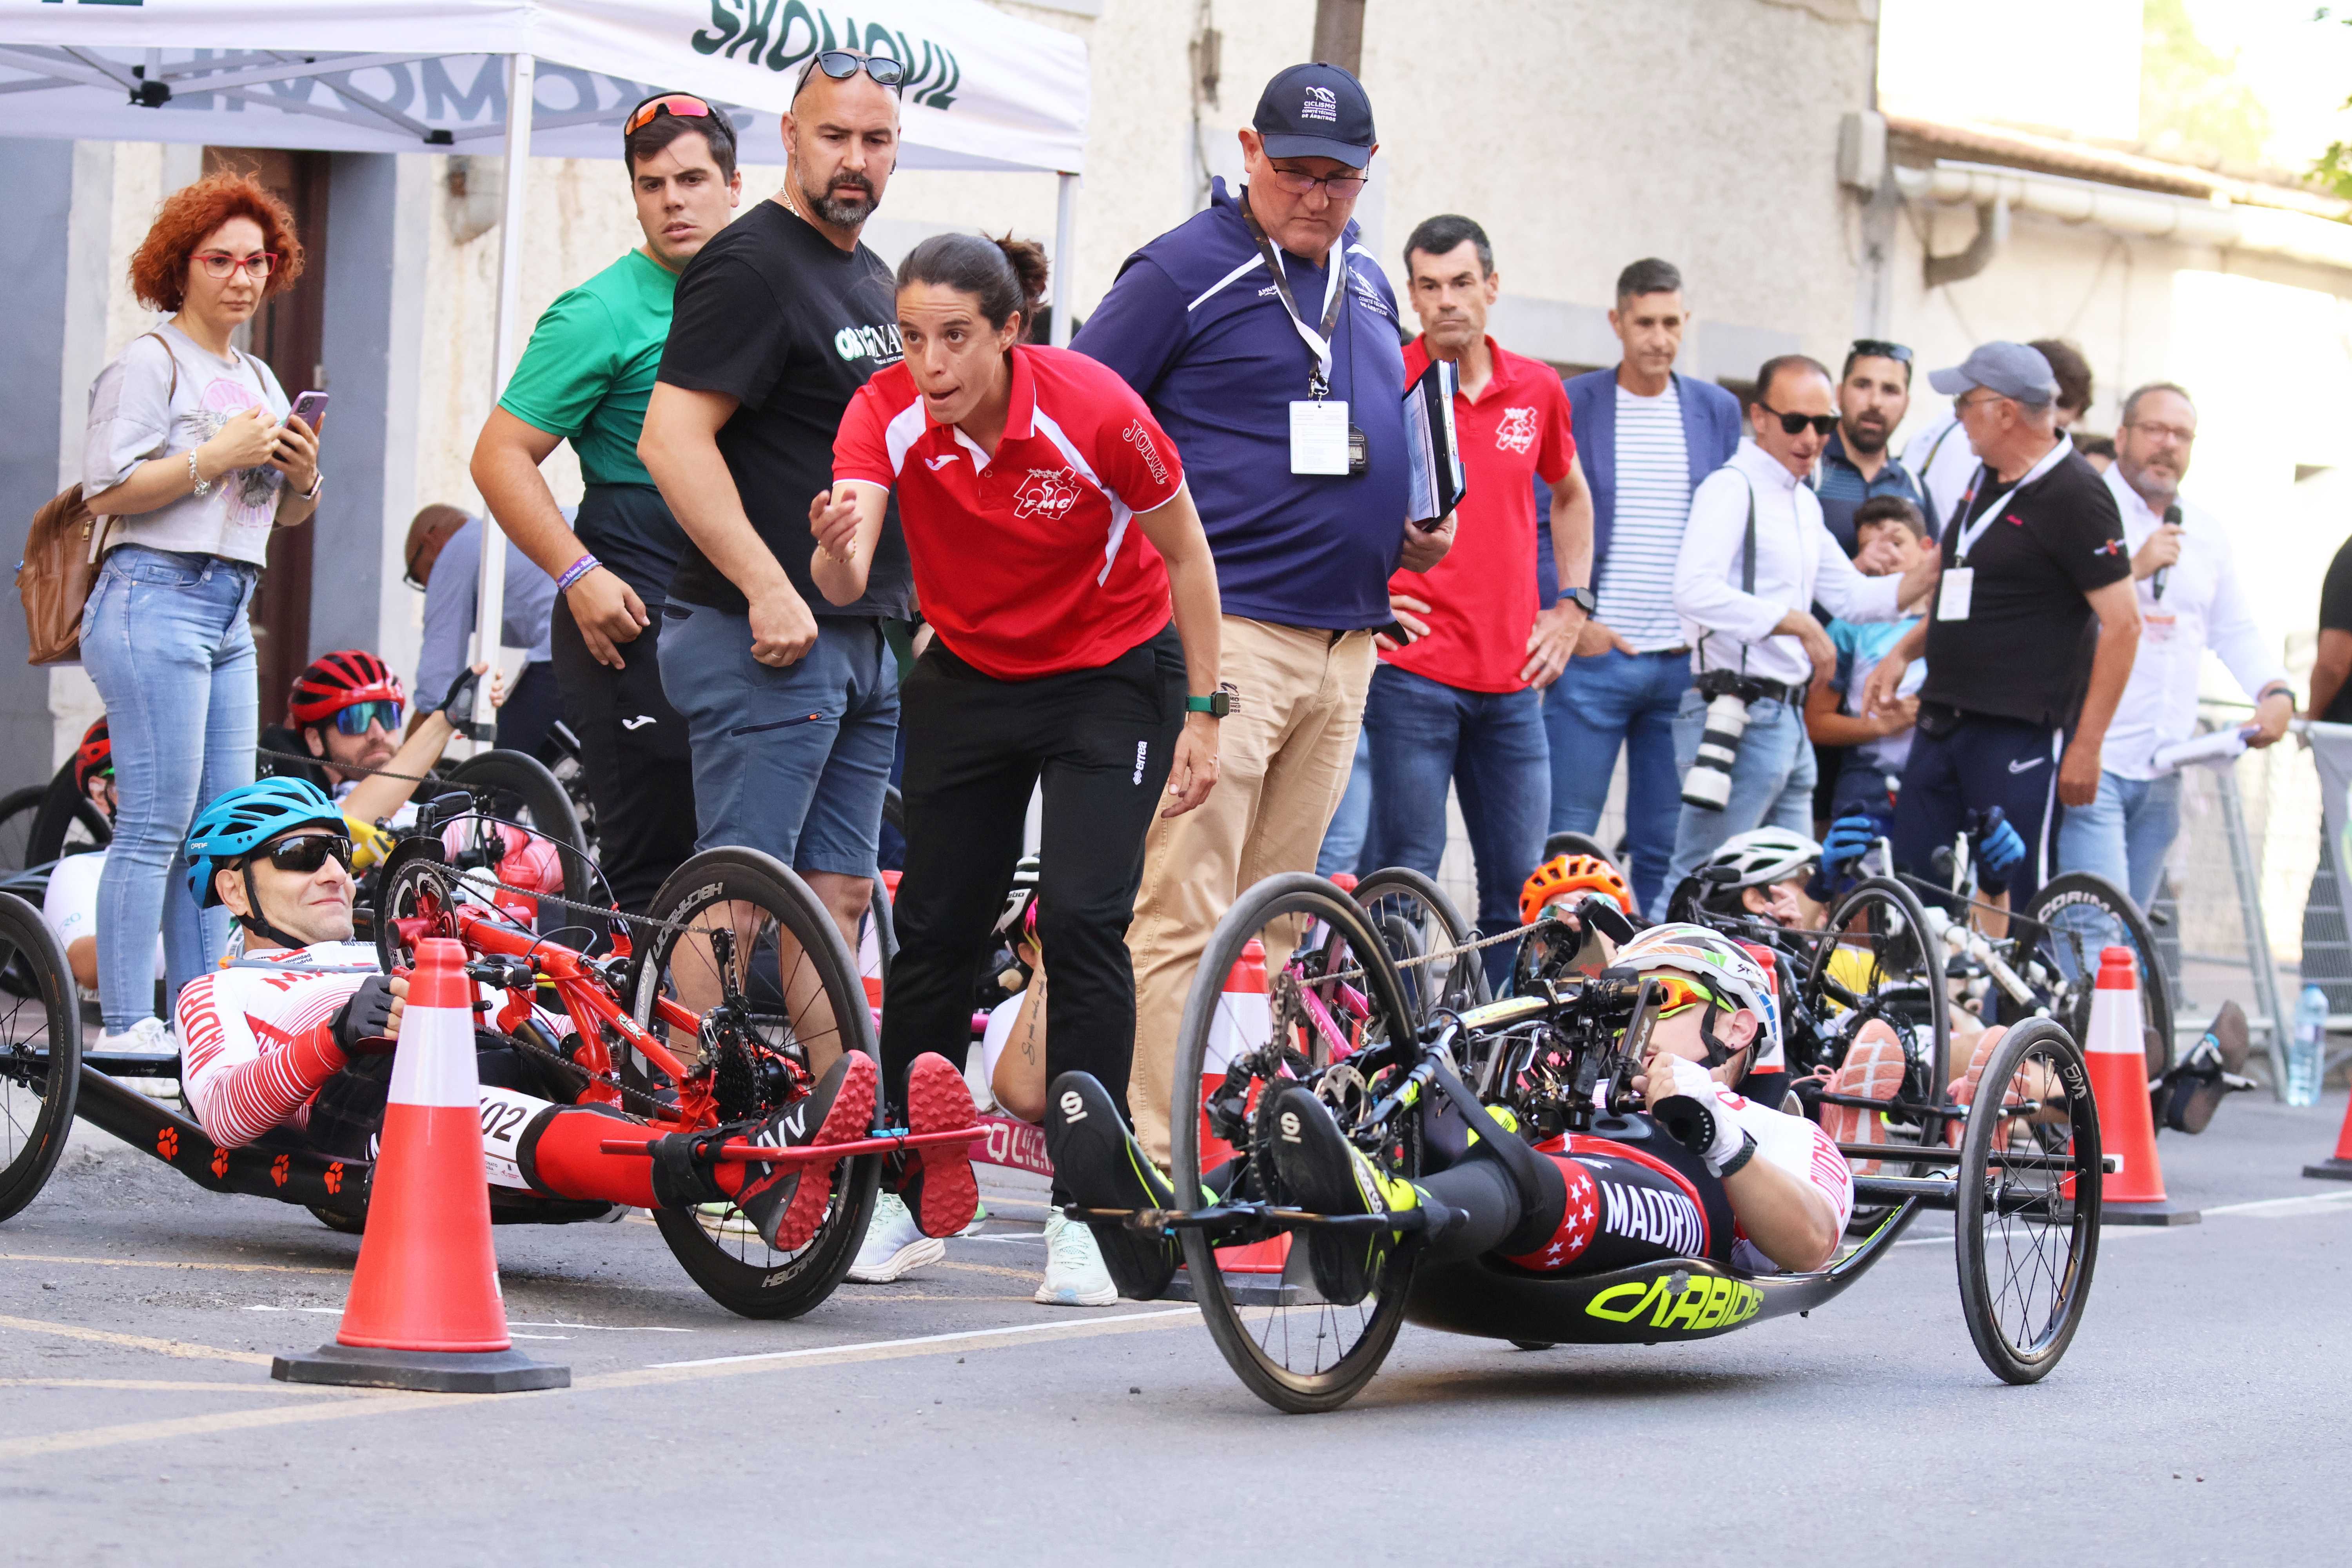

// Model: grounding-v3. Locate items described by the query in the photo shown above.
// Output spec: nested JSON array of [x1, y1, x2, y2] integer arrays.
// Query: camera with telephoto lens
[[1681, 671, 1759, 811]]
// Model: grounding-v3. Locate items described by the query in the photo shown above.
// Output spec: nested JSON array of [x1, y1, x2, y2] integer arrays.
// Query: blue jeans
[[1364, 665, 1551, 991], [1544, 650, 1691, 917], [1316, 728, 1372, 878], [2057, 769, 2180, 910], [1661, 690, 1815, 919], [80, 546, 259, 1032], [657, 605, 900, 877]]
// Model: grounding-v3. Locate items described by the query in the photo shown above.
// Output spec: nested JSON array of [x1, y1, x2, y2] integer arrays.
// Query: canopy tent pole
[[1051, 171, 1077, 347], [469, 50, 534, 745]]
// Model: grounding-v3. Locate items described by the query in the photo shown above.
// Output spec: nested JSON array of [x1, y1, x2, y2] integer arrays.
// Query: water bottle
[[2288, 984, 2328, 1108]]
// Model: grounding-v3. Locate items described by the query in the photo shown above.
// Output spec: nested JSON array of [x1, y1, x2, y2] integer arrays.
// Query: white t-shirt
[[39, 850, 162, 981], [1899, 412, 1978, 540], [81, 323, 289, 565], [1599, 381, 1694, 651]]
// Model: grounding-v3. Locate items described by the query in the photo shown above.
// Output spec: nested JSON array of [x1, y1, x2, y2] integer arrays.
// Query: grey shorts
[[656, 604, 900, 877]]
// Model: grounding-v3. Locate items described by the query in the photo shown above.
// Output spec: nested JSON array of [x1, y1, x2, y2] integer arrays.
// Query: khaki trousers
[[1125, 615, 1377, 1166]]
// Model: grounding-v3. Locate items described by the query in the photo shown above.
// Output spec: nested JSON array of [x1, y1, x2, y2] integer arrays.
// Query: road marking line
[[0, 1251, 348, 1277], [931, 1259, 1040, 1282], [641, 1306, 1197, 1371], [0, 1395, 454, 1461], [240, 1305, 694, 1332], [0, 1377, 350, 1395], [0, 1314, 273, 1366], [2204, 1190, 2352, 1218]]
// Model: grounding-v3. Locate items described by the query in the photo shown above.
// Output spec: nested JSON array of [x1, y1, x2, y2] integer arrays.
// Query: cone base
[[2302, 1158, 2352, 1181], [272, 1341, 571, 1393], [2102, 1198, 2202, 1227]]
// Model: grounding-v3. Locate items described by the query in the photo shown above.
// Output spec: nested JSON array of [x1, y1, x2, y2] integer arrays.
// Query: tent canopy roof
[[0, 0, 1086, 172]]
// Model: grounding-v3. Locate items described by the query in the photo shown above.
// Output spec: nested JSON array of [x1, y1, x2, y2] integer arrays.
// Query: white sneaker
[[846, 1189, 944, 1283], [94, 1015, 174, 1057], [1033, 1210, 1118, 1307]]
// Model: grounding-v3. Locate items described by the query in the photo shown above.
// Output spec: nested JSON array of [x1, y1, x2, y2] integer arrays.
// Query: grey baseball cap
[[1927, 341, 2058, 405]]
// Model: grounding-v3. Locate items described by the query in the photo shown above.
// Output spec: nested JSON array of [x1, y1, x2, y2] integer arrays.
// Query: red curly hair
[[128, 171, 305, 314]]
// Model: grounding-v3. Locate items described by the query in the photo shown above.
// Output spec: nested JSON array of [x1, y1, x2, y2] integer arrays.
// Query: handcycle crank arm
[[597, 1125, 987, 1165]]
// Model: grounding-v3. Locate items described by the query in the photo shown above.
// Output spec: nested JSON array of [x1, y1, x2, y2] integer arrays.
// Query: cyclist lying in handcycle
[[1045, 922, 1856, 1303], [173, 777, 982, 1250]]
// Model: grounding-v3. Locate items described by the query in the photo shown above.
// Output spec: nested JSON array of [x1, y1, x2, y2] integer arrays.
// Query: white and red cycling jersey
[[177, 942, 379, 1147]]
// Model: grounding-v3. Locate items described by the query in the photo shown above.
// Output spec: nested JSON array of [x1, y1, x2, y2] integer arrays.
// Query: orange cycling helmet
[[1519, 853, 1635, 926], [289, 649, 405, 727], [73, 717, 112, 795]]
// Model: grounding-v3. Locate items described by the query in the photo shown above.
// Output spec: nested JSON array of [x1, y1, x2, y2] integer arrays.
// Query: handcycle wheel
[[439, 748, 599, 915], [27, 760, 111, 868], [1804, 876, 1952, 1130], [1351, 864, 1489, 1022], [309, 1204, 367, 1235], [1173, 872, 1423, 1414], [1955, 1016, 2100, 1384], [0, 891, 80, 1221], [2018, 872, 2172, 1077], [632, 848, 879, 1320], [858, 872, 896, 1000], [0, 786, 47, 871]]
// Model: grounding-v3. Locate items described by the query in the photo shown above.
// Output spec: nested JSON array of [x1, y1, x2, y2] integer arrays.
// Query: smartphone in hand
[[288, 390, 328, 432]]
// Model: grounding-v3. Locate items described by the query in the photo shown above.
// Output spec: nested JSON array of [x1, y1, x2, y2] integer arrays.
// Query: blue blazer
[[1561, 367, 1743, 572]]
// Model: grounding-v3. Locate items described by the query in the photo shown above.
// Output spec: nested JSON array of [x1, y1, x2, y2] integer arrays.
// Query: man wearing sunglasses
[[1660, 356, 1940, 916], [262, 649, 495, 866], [1813, 339, 1927, 558], [169, 777, 944, 1254]]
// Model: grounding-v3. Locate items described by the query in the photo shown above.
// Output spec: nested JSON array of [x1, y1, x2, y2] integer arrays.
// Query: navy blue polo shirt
[[1072, 178, 1410, 631], [1811, 428, 1927, 556]]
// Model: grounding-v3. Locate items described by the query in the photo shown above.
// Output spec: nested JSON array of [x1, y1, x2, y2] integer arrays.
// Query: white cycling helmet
[[1616, 922, 1782, 1064], [1700, 827, 1822, 889]]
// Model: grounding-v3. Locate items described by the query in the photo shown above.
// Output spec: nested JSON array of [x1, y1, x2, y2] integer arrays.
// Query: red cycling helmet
[[289, 649, 405, 727], [73, 717, 112, 795]]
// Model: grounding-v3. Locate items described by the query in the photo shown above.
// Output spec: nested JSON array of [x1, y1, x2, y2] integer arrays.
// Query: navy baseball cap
[[1254, 62, 1376, 165], [1928, 341, 2058, 406]]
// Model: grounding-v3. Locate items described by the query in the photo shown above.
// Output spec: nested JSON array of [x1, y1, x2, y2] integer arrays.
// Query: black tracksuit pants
[[550, 586, 697, 917], [879, 625, 1185, 1152]]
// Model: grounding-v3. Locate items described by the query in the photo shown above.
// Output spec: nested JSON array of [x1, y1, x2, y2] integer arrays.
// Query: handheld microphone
[[2153, 502, 2181, 599]]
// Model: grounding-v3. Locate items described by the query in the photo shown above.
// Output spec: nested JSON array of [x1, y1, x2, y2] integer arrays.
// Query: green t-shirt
[[499, 248, 675, 490]]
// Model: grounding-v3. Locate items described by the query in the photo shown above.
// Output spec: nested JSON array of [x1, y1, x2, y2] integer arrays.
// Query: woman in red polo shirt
[[810, 233, 1222, 1221]]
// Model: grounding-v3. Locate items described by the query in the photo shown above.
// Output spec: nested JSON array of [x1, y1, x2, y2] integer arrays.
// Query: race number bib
[[477, 1084, 540, 1189]]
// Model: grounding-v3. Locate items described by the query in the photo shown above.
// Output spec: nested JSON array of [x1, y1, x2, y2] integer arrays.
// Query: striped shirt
[[1596, 382, 1693, 650]]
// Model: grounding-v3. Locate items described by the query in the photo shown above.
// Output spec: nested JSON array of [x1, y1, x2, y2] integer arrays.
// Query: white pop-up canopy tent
[[0, 0, 1088, 679]]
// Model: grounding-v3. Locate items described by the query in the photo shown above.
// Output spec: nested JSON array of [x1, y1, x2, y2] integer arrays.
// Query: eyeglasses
[[258, 833, 354, 878], [195, 250, 277, 280], [1758, 402, 1838, 438], [1262, 163, 1369, 199], [1848, 338, 1914, 365], [1953, 390, 2009, 414], [793, 49, 907, 96], [330, 699, 403, 737], [2125, 419, 2196, 445]]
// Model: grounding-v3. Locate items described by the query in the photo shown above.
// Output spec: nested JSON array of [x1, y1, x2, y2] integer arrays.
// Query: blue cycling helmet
[[185, 777, 348, 909]]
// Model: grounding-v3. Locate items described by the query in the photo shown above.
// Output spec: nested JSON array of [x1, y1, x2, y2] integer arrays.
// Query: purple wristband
[[556, 553, 600, 593]]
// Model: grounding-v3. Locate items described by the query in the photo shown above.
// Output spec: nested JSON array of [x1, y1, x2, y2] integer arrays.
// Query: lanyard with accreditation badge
[[1937, 432, 2072, 622], [1242, 202, 1356, 476]]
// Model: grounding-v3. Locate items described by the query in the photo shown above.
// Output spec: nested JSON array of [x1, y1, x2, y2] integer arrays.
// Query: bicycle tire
[[2020, 871, 2172, 1077], [441, 748, 598, 911], [1173, 871, 1421, 1414], [860, 872, 896, 998], [0, 786, 47, 872], [1351, 864, 1490, 1021], [632, 847, 878, 1320], [1806, 876, 1952, 1112], [1955, 1016, 2100, 1383], [26, 761, 111, 867], [0, 891, 81, 1221]]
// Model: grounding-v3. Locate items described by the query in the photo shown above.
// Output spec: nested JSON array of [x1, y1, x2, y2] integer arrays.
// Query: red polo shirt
[[1388, 338, 1577, 692], [834, 344, 1185, 680]]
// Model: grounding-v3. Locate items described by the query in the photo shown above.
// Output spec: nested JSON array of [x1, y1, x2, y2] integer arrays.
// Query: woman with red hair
[[76, 171, 325, 1065]]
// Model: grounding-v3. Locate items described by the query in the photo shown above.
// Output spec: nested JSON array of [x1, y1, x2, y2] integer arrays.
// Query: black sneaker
[[1042, 1071, 1180, 1301], [2164, 999, 2252, 1135], [1268, 1085, 1417, 1307], [731, 1052, 877, 1251]]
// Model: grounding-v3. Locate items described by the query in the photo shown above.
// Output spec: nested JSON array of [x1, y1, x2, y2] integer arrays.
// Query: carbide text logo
[[1586, 1270, 1761, 1332]]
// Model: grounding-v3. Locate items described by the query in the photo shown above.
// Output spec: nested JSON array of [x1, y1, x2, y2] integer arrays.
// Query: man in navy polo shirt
[[1813, 338, 1927, 556], [1074, 62, 1453, 1167]]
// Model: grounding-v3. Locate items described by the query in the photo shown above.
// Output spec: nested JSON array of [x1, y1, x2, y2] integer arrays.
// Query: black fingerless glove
[[433, 666, 481, 726], [332, 974, 400, 1055]]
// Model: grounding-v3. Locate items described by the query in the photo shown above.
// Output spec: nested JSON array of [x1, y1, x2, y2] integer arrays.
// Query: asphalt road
[[2, 1085, 2345, 1566]]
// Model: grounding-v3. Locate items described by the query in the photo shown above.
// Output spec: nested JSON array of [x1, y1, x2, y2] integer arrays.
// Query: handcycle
[[0, 824, 964, 1319], [1075, 872, 2103, 1413]]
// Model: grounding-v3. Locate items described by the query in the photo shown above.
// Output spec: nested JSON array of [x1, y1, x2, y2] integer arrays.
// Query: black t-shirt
[[1920, 447, 2129, 728], [2321, 537, 2352, 724], [658, 200, 913, 619]]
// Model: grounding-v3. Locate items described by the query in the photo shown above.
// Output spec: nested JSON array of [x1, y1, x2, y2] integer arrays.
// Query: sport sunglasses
[[259, 833, 354, 877], [330, 699, 403, 736], [622, 93, 737, 142], [1645, 973, 1737, 1017], [1758, 402, 1838, 438]]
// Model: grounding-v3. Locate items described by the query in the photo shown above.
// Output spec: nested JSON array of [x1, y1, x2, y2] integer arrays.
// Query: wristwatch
[[1185, 691, 1232, 719], [1561, 586, 1597, 616]]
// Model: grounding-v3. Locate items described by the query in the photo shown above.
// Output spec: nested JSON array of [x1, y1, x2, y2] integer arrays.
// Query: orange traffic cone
[[273, 938, 569, 1391], [2303, 1095, 2352, 1180], [2087, 946, 2199, 1227], [1193, 941, 1289, 1281]]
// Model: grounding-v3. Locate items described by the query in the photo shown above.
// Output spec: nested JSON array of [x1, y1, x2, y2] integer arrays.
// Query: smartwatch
[[1185, 691, 1231, 719], [1561, 586, 1597, 616]]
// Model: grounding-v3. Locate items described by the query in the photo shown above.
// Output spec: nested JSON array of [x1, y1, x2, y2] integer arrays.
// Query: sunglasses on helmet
[[258, 833, 354, 877], [330, 699, 403, 737]]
